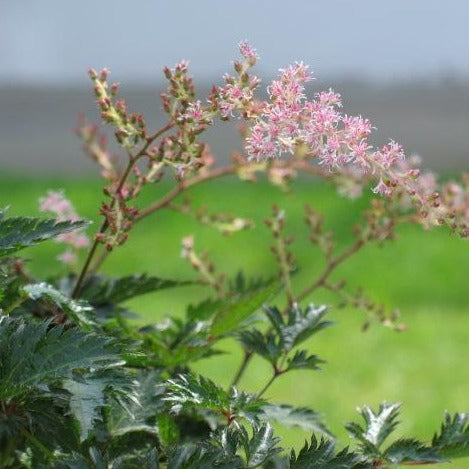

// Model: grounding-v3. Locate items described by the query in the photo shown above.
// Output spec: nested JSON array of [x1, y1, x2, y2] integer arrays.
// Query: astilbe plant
[[0, 42, 468, 468]]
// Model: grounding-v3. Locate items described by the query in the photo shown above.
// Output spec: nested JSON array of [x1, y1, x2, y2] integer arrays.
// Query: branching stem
[[72, 122, 174, 297], [258, 368, 283, 398], [297, 238, 365, 302], [230, 350, 253, 389]]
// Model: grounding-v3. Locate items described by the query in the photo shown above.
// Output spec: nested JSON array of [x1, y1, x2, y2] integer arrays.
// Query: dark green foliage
[[165, 373, 267, 425], [384, 439, 441, 465], [343, 403, 447, 466], [0, 316, 119, 400], [238, 304, 330, 378], [264, 304, 332, 353], [260, 405, 331, 436], [80, 273, 192, 306], [210, 280, 281, 337], [290, 435, 369, 469], [22, 282, 97, 327], [0, 208, 468, 468], [53, 446, 160, 469], [166, 423, 281, 468], [107, 370, 164, 438], [285, 349, 325, 372], [431, 412, 469, 459], [345, 403, 401, 454], [0, 209, 88, 257], [133, 317, 223, 368]]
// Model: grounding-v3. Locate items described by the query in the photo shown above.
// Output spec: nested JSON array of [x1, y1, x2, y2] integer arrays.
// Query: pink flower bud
[[99, 68, 109, 81], [88, 68, 98, 79]]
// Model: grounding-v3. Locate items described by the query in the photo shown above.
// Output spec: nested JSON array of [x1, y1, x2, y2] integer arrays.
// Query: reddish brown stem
[[85, 165, 237, 279], [72, 122, 175, 298], [135, 165, 236, 222]]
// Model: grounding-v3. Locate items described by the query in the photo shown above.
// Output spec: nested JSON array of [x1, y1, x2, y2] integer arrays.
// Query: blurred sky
[[1, 0, 469, 85]]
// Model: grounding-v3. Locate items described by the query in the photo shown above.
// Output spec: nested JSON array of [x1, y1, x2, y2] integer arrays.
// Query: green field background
[[2, 173, 468, 467]]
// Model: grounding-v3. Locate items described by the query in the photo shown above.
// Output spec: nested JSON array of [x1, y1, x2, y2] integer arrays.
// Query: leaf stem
[[257, 369, 282, 398], [230, 350, 253, 388]]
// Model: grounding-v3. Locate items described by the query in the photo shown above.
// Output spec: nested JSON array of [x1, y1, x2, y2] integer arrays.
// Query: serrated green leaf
[[166, 441, 243, 469], [164, 373, 265, 424], [244, 422, 282, 467], [260, 404, 332, 436], [157, 414, 179, 446], [23, 282, 96, 327], [432, 412, 469, 459], [384, 438, 441, 465], [265, 303, 332, 352], [0, 209, 88, 257], [0, 316, 120, 400], [290, 435, 369, 469], [109, 370, 164, 438], [57, 446, 159, 469], [345, 403, 400, 453], [286, 349, 325, 372], [237, 329, 281, 365], [63, 377, 107, 441], [138, 317, 222, 368], [164, 374, 231, 415], [81, 273, 192, 306], [211, 280, 280, 337]]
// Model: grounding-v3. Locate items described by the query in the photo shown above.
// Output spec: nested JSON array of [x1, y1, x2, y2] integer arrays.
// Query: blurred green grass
[[2, 173, 469, 465]]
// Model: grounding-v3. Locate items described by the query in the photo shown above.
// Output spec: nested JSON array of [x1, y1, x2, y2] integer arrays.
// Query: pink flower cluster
[[39, 191, 89, 265], [216, 41, 261, 118], [218, 80, 255, 118], [238, 40, 259, 62], [243, 60, 408, 196]]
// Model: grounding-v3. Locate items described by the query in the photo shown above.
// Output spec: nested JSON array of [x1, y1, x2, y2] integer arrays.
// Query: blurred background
[[1, 0, 469, 173], [1, 0, 469, 460]]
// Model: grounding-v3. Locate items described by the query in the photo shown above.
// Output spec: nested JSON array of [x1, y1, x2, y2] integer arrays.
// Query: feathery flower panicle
[[238, 40, 259, 62]]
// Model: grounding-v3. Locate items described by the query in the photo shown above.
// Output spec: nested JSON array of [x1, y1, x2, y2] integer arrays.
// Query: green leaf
[[164, 373, 265, 424], [137, 318, 222, 368], [166, 441, 242, 469], [164, 374, 231, 415], [265, 303, 332, 352], [0, 209, 88, 257], [345, 403, 400, 453], [432, 412, 469, 459], [244, 422, 282, 467], [80, 273, 192, 306], [63, 377, 107, 441], [260, 404, 332, 437], [23, 282, 96, 327], [156, 414, 179, 446], [186, 298, 226, 322], [109, 370, 164, 438], [290, 435, 369, 469], [0, 316, 120, 400], [0, 257, 29, 312], [0, 391, 81, 459], [238, 329, 281, 366], [57, 446, 159, 469], [286, 349, 325, 372], [384, 438, 441, 465], [210, 280, 280, 337]]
